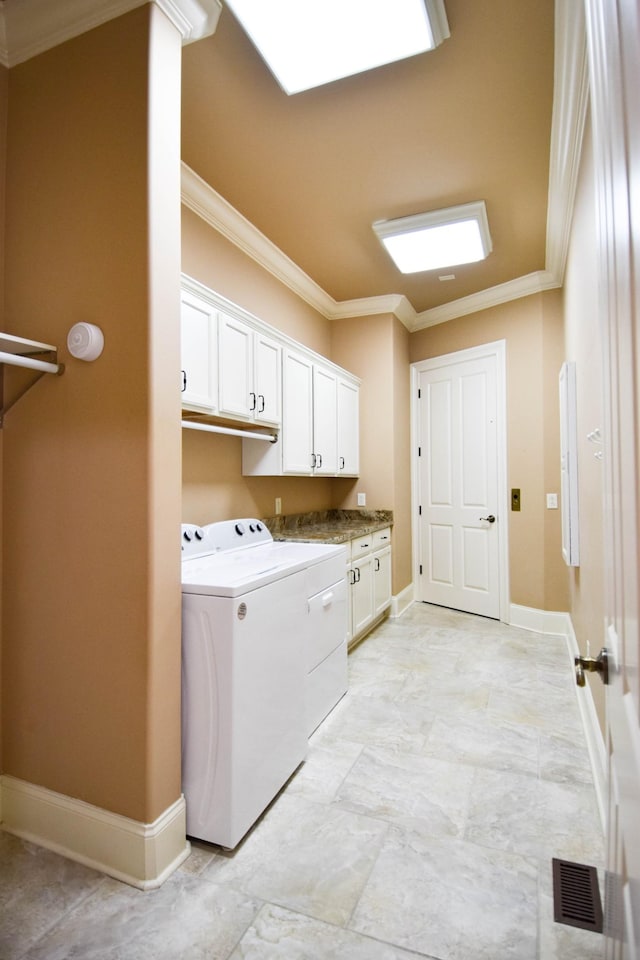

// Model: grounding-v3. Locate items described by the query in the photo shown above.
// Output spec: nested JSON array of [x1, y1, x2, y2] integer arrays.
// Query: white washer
[[181, 518, 347, 848]]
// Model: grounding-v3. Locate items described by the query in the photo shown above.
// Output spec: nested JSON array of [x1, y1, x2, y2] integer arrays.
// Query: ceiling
[[181, 0, 556, 318]]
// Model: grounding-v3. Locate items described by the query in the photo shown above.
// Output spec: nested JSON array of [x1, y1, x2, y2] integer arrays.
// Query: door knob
[[479, 514, 496, 523], [575, 648, 609, 686]]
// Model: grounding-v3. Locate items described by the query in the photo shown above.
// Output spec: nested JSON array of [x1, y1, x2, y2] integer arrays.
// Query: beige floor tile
[[229, 903, 428, 959]]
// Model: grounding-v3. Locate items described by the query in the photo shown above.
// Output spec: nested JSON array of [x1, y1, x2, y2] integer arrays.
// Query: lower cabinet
[[348, 527, 392, 645]]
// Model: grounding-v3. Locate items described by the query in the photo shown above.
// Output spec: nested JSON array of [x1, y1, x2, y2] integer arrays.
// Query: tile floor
[[1, 603, 606, 959]]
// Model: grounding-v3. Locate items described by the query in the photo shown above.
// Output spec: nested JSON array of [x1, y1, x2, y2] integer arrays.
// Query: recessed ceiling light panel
[[372, 201, 492, 274], [225, 0, 450, 95]]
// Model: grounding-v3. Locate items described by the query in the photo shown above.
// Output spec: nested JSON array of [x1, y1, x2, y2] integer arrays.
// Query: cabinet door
[[351, 553, 374, 637], [181, 290, 217, 413], [337, 378, 359, 476], [218, 313, 253, 420], [254, 333, 281, 426], [282, 350, 314, 474], [373, 546, 392, 617], [313, 365, 337, 475]]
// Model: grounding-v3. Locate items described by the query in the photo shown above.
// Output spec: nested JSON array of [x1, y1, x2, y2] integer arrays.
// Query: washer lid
[[181, 540, 346, 597]]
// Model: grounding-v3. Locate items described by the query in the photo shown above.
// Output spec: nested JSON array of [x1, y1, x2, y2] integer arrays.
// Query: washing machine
[[181, 518, 347, 848]]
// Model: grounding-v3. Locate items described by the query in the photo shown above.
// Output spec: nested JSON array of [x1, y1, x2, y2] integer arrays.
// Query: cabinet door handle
[[181, 370, 187, 393], [355, 566, 361, 582], [311, 453, 317, 468], [339, 457, 345, 470], [258, 394, 265, 413], [349, 569, 356, 585], [250, 392, 257, 411], [317, 453, 322, 468], [375, 558, 380, 571]]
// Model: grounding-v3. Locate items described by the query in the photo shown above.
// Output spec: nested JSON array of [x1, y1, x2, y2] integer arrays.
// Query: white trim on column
[[0, 775, 190, 889], [545, 0, 590, 285], [0, 0, 221, 68], [391, 583, 415, 619]]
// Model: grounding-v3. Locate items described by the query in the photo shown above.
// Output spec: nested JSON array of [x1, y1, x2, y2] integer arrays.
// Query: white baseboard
[[508, 603, 573, 637], [391, 582, 414, 618], [0, 775, 190, 889], [509, 604, 607, 832]]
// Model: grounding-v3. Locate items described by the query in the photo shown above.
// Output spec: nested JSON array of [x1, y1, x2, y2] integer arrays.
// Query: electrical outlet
[[357, 492, 366, 507], [546, 493, 558, 509], [275, 497, 282, 515]]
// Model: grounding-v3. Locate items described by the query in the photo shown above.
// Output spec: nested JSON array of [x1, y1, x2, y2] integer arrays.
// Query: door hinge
[[418, 388, 421, 398], [418, 446, 421, 456], [419, 505, 422, 515], [419, 564, 423, 575]]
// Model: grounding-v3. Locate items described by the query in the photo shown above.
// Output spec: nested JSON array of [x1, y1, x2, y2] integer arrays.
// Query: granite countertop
[[262, 509, 393, 545]]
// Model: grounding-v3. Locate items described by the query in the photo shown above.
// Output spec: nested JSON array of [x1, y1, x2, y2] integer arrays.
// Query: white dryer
[[181, 519, 347, 848]]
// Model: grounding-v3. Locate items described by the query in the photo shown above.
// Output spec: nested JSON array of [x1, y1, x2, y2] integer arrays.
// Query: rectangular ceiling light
[[225, 0, 450, 95], [372, 201, 493, 274]]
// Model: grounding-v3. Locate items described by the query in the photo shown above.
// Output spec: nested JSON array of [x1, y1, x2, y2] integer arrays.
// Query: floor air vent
[[552, 858, 603, 932]]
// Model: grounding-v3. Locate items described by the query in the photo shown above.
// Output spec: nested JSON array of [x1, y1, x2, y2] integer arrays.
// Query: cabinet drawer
[[373, 527, 392, 549], [351, 533, 375, 560]]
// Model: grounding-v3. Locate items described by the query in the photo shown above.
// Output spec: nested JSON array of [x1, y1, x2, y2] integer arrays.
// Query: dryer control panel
[[181, 518, 272, 558]]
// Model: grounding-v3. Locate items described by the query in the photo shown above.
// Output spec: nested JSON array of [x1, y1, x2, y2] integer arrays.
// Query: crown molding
[[0, 0, 221, 68], [545, 0, 590, 284], [181, 162, 340, 319], [411, 271, 561, 331], [182, 164, 565, 332], [182, 162, 419, 329]]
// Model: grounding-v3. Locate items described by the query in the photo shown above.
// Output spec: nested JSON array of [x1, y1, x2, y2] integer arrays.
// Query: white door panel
[[584, 0, 640, 952], [417, 350, 501, 618]]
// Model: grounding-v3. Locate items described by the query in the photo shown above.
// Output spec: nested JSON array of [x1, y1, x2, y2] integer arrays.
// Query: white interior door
[[584, 0, 640, 954], [413, 342, 506, 619]]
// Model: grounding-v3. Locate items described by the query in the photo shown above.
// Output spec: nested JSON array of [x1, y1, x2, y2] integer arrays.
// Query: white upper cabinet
[[312, 365, 338, 475], [243, 349, 360, 478], [337, 377, 359, 477], [180, 275, 359, 476], [218, 313, 281, 426], [181, 289, 218, 414], [254, 332, 281, 425], [281, 349, 314, 474]]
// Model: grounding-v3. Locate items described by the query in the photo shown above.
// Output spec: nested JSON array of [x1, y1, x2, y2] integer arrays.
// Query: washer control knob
[[249, 523, 256, 532], [235, 522, 245, 536], [194, 527, 204, 540], [256, 522, 263, 531], [183, 530, 192, 542]]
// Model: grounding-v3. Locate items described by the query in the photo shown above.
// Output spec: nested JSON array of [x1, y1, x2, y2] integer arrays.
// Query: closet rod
[[0, 351, 62, 375], [181, 420, 277, 443]]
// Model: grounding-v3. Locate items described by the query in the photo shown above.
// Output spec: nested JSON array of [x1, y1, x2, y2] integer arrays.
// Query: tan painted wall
[[331, 315, 412, 594], [562, 112, 605, 730], [410, 292, 569, 612], [1, 8, 183, 823]]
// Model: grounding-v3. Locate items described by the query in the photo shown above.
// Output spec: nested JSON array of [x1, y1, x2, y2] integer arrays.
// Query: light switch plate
[[357, 492, 366, 507], [547, 493, 558, 509]]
